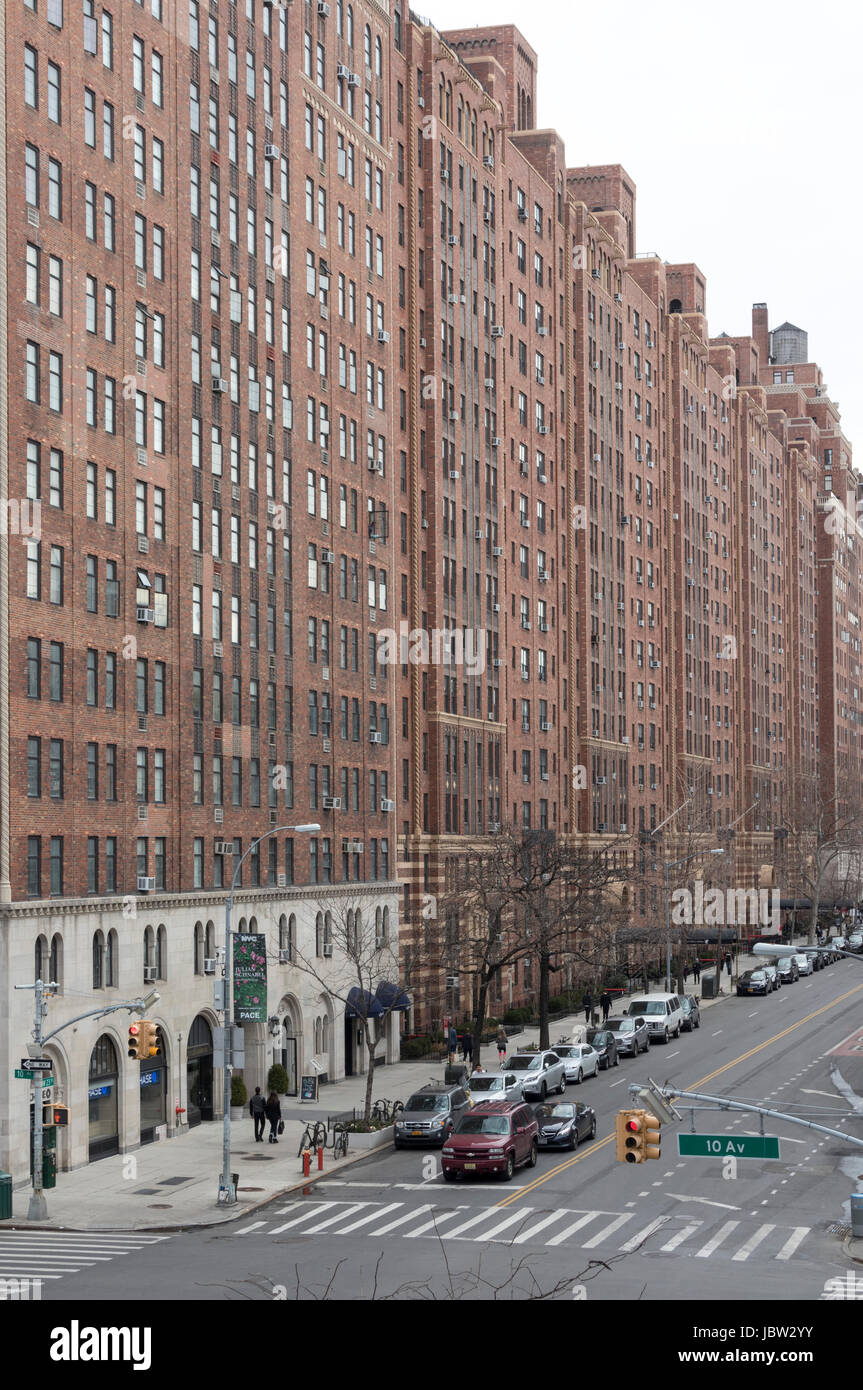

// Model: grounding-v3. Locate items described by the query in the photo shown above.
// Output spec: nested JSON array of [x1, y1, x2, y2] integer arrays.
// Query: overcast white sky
[[422, 0, 862, 449]]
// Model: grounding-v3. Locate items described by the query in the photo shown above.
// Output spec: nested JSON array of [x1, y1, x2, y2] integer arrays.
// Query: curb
[[842, 1235, 863, 1265]]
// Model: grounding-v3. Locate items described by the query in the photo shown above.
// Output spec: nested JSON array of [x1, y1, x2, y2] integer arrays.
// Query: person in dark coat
[[496, 1027, 508, 1064], [582, 990, 593, 1024], [693, 958, 701, 983], [265, 1090, 282, 1144], [724, 951, 733, 977], [600, 990, 611, 1024], [462, 1030, 473, 1065], [447, 1024, 458, 1065], [250, 1086, 266, 1142]]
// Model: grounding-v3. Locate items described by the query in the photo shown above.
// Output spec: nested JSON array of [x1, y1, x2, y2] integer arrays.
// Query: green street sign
[[14, 1068, 34, 1079], [677, 1133, 780, 1160], [14, 1069, 53, 1084]]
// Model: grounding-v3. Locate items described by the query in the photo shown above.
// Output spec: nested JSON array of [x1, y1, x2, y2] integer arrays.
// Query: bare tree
[[290, 895, 403, 1124], [782, 768, 863, 942]]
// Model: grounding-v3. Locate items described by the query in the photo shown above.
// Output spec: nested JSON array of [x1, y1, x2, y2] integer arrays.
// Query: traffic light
[[140, 1020, 159, 1058], [615, 1109, 662, 1163], [42, 1105, 68, 1127], [128, 1023, 143, 1060]]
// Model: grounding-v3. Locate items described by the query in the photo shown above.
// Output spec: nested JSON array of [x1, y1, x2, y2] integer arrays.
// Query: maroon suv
[[441, 1101, 539, 1182]]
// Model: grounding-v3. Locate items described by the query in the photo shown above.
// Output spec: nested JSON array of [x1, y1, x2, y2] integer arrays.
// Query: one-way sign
[[21, 1057, 52, 1072]]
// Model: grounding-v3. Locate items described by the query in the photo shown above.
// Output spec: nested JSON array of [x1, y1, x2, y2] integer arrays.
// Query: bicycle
[[372, 1097, 397, 1123], [297, 1120, 327, 1157]]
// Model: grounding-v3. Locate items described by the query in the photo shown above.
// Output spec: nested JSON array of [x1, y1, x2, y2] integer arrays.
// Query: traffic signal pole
[[630, 1079, 863, 1152], [14, 980, 161, 1220]]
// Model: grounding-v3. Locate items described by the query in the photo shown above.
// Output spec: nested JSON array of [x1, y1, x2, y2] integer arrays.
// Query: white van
[[626, 993, 683, 1043]]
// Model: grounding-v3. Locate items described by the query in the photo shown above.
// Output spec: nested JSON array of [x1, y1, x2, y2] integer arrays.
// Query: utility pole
[[635, 1079, 863, 1152]]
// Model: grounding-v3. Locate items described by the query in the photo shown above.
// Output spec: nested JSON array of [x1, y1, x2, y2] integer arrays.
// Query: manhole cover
[[242, 1153, 276, 1160], [146, 1204, 173, 1210], [158, 1176, 196, 1186], [238, 1187, 265, 1192]]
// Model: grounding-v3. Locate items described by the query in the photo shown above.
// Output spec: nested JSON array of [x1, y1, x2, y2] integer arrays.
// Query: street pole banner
[[233, 934, 267, 1022]]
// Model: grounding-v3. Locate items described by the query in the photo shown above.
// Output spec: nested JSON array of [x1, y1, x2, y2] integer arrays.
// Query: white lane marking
[[336, 1202, 402, 1233], [269, 1204, 336, 1234], [510, 1210, 569, 1244], [664, 1192, 740, 1210], [775, 1227, 810, 1261], [668, 1050, 680, 1058], [619, 1215, 671, 1251], [711, 1030, 723, 1036], [237, 1221, 268, 1235], [440, 1207, 502, 1240], [483, 1210, 539, 1242], [370, 1204, 433, 1236], [748, 1011, 759, 1018], [315, 1180, 392, 1188], [695, 1220, 739, 1257], [303, 1203, 368, 1233], [609, 1078, 626, 1088], [546, 1212, 605, 1247], [732, 1224, 776, 1260], [404, 1207, 471, 1237], [582, 1214, 633, 1248], [800, 1089, 839, 1099], [660, 1221, 703, 1251]]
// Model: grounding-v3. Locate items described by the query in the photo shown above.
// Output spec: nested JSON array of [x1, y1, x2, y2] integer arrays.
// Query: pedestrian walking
[[681, 960, 689, 984], [582, 990, 593, 1025], [724, 951, 733, 977], [693, 958, 701, 983], [447, 1023, 458, 1065], [265, 1090, 282, 1144], [600, 990, 611, 1024], [462, 1030, 473, 1066], [496, 1026, 508, 1064], [249, 1086, 266, 1142]]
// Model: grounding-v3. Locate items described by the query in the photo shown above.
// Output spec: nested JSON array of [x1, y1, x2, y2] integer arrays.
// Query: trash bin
[[0, 1173, 11, 1220], [42, 1151, 56, 1191], [700, 974, 719, 1001]]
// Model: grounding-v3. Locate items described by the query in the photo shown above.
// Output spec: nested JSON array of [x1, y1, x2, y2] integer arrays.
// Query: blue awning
[[375, 980, 411, 1012], [345, 987, 386, 1019]]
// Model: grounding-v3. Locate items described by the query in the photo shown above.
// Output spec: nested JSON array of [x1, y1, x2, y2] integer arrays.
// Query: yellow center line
[[496, 980, 863, 1208]]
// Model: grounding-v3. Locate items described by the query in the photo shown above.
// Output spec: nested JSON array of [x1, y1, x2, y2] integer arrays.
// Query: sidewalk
[[4, 937, 803, 1232]]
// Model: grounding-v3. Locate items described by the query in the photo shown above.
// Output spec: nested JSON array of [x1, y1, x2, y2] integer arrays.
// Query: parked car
[[550, 1042, 600, 1084], [777, 956, 799, 983], [603, 1015, 650, 1056], [736, 968, 771, 996], [441, 1101, 538, 1182], [503, 1051, 567, 1100], [585, 1028, 620, 1070], [680, 994, 701, 1031], [761, 962, 782, 989], [535, 1101, 596, 1151], [847, 933, 863, 954], [466, 1071, 524, 1105], [393, 1082, 471, 1148], [793, 953, 814, 976], [626, 993, 683, 1043], [830, 936, 848, 954]]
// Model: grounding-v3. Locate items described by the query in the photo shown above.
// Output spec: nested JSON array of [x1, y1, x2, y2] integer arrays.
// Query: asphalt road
[[7, 959, 863, 1302]]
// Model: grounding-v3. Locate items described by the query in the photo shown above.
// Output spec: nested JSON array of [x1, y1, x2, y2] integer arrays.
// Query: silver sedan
[[603, 1015, 650, 1056], [551, 1043, 600, 1084]]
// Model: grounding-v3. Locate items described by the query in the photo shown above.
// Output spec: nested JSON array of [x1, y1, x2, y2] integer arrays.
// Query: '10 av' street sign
[[677, 1133, 781, 1160]]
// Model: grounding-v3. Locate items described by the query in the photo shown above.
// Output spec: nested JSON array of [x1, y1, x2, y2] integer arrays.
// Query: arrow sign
[[677, 1133, 780, 1160], [22, 1058, 53, 1072]]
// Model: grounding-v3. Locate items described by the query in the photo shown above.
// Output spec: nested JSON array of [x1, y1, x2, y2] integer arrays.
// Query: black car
[[737, 968, 771, 996], [680, 994, 701, 1031], [586, 1028, 620, 1070], [535, 1101, 596, 1150]]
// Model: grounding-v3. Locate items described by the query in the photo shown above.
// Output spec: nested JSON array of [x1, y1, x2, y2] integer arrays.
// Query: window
[[25, 46, 38, 109], [47, 61, 61, 123]]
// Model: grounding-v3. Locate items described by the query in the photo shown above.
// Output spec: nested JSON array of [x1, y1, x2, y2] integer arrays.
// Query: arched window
[[205, 920, 215, 959], [315, 911, 324, 956], [670, 298, 682, 315], [194, 922, 204, 975], [49, 933, 62, 989], [144, 925, 155, 980], [278, 913, 288, 958], [92, 931, 105, 989], [237, 916, 247, 932], [106, 929, 118, 987], [375, 35, 382, 77], [439, 77, 445, 119], [248, 915, 258, 932], [457, 98, 463, 137], [375, 907, 383, 945], [315, 1017, 322, 1052], [35, 934, 48, 983], [322, 1015, 329, 1052], [324, 911, 333, 953], [156, 924, 167, 980], [288, 913, 296, 960], [383, 906, 390, 942]]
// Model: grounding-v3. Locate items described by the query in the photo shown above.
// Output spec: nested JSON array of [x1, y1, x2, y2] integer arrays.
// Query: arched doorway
[[276, 995, 301, 1095], [88, 1035, 120, 1161], [139, 1026, 168, 1145], [186, 1015, 214, 1126]]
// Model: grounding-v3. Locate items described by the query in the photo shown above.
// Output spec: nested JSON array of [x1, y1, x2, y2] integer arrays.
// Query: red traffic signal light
[[49, 1105, 68, 1127], [128, 1023, 143, 1060]]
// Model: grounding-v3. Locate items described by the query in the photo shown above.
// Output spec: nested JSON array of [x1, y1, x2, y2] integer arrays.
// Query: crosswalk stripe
[[336, 1203, 402, 1234], [732, 1224, 775, 1261], [236, 1222, 267, 1235], [695, 1220, 739, 1257], [660, 1221, 702, 1251], [582, 1214, 633, 1248], [619, 1216, 671, 1252], [303, 1204, 367, 1234], [545, 1212, 604, 1247], [370, 1204, 433, 1236], [774, 1226, 810, 1261], [404, 1208, 471, 1238], [510, 1211, 567, 1244], [481, 1210, 537, 1242], [269, 1204, 335, 1234], [443, 1208, 502, 1239]]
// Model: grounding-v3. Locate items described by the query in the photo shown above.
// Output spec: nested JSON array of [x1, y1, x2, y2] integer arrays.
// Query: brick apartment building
[[0, 4, 856, 1178]]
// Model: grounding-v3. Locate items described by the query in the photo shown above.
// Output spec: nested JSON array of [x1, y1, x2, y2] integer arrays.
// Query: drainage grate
[[133, 1188, 162, 1195], [158, 1176, 196, 1186], [238, 1187, 265, 1192], [828, 1222, 851, 1237]]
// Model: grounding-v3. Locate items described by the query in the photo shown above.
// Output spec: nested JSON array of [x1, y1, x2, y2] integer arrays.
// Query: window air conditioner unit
[[144, 965, 157, 982], [475, 530, 484, 540], [493, 603, 500, 613], [204, 958, 217, 975], [137, 606, 155, 623], [493, 658, 503, 668], [322, 796, 342, 810], [614, 293, 623, 303], [323, 943, 334, 956], [138, 876, 156, 893], [369, 731, 383, 743], [449, 410, 459, 421], [491, 325, 504, 337], [483, 155, 494, 169], [538, 569, 548, 582], [618, 602, 625, 611], [318, 0, 331, 14], [538, 425, 549, 435], [347, 73, 360, 88], [539, 620, 549, 632], [483, 212, 492, 224], [417, 95, 425, 108], [381, 799, 396, 812], [449, 470, 459, 479], [491, 436, 501, 447], [377, 329, 390, 343], [213, 378, 228, 393], [518, 208, 528, 221], [448, 293, 458, 304], [595, 776, 606, 785], [650, 659, 660, 668], [264, 144, 280, 160], [591, 269, 601, 280], [537, 325, 548, 337], [484, 377, 495, 388], [337, 63, 351, 78], [320, 549, 335, 563], [492, 545, 503, 556], [593, 453, 601, 462], [447, 235, 457, 245]]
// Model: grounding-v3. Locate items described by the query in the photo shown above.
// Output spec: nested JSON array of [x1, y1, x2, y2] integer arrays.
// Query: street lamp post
[[663, 849, 725, 992], [219, 823, 319, 1206]]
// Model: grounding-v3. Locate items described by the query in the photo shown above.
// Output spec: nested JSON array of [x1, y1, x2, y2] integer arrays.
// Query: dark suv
[[393, 1083, 471, 1148], [442, 1101, 539, 1181]]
